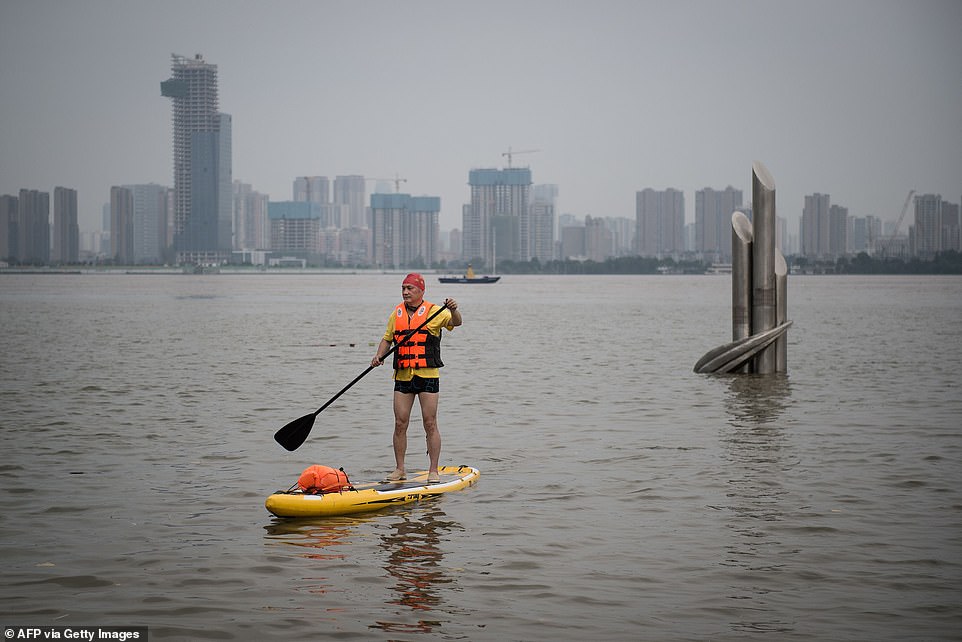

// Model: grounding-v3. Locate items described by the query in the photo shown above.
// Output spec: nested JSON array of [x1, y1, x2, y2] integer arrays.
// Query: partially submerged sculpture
[[694, 162, 792, 374]]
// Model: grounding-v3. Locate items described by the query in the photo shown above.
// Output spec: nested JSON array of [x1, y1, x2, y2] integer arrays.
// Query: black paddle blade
[[274, 412, 317, 451]]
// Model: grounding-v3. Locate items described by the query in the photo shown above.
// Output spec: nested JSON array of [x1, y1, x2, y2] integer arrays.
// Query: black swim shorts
[[394, 375, 439, 394]]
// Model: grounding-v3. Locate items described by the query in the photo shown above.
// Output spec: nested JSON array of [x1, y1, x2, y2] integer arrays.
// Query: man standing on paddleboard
[[370, 273, 461, 483]]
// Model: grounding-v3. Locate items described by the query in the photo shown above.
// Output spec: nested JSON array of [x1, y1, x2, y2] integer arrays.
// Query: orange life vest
[[392, 300, 444, 370]]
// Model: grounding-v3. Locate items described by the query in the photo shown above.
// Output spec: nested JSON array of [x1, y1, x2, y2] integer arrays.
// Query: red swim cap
[[402, 273, 425, 292]]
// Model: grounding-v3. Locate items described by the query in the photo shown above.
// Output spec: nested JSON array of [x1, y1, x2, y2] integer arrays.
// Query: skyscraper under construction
[[161, 54, 232, 264], [463, 168, 532, 267]]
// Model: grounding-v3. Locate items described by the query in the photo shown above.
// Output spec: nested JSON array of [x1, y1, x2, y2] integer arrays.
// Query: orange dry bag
[[297, 465, 351, 494]]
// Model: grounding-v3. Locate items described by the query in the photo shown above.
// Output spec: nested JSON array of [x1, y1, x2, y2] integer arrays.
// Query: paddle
[[274, 302, 450, 451]]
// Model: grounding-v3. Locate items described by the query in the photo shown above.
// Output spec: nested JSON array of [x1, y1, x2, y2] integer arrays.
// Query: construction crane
[[502, 147, 540, 168], [888, 189, 916, 243], [365, 175, 408, 193]]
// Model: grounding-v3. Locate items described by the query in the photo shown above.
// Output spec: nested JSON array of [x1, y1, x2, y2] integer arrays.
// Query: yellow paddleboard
[[265, 465, 479, 518]]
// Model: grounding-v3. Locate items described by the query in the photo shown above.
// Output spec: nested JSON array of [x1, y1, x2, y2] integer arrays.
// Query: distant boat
[[438, 275, 501, 284], [438, 263, 500, 284]]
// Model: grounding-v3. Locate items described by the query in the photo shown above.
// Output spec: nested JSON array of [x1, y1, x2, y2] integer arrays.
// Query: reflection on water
[[263, 517, 363, 604], [724, 373, 792, 426], [264, 518, 355, 562], [262, 505, 464, 635], [371, 506, 463, 634], [718, 374, 796, 634]]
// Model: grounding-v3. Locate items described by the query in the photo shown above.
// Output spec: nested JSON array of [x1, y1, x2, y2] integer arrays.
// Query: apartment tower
[[800, 193, 831, 258], [695, 186, 743, 260], [15, 189, 50, 265], [371, 193, 440, 269], [637, 188, 685, 258], [529, 184, 557, 263], [52, 186, 79, 264], [464, 168, 532, 267], [913, 193, 943, 259], [110, 186, 134, 264], [333, 175, 367, 229]]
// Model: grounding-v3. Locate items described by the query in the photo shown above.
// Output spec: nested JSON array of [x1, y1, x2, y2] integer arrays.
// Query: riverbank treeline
[[493, 256, 705, 274], [491, 251, 962, 275], [802, 250, 962, 275]]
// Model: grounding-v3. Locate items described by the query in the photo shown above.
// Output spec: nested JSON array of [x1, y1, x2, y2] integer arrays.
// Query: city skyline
[[1, 1, 960, 236]]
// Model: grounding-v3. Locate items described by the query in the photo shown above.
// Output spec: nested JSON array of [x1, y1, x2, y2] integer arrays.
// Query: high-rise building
[[215, 113, 232, 250], [800, 194, 849, 258], [447, 228, 462, 258], [605, 216, 635, 257], [110, 186, 134, 264], [233, 181, 270, 250], [772, 216, 789, 254], [584, 216, 614, 262], [333, 175, 367, 229], [268, 201, 323, 257], [912, 193, 942, 259], [694, 186, 742, 260], [558, 213, 582, 230], [161, 53, 232, 263], [122, 184, 170, 263], [296, 175, 349, 233], [529, 184, 557, 263], [940, 200, 960, 252], [52, 187, 79, 264], [294, 176, 330, 205], [851, 215, 883, 254], [464, 168, 532, 267], [867, 215, 883, 254], [15, 189, 49, 265], [800, 193, 831, 258], [637, 188, 685, 258], [560, 225, 586, 260], [337, 226, 372, 266], [828, 204, 849, 257], [371, 193, 440, 269], [0, 194, 16, 261]]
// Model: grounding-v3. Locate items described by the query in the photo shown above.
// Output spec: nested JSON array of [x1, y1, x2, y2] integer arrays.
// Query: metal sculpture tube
[[775, 248, 788, 372], [731, 211, 754, 373], [751, 161, 777, 374]]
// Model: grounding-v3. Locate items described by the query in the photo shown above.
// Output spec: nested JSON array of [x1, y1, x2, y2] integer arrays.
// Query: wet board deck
[[265, 465, 480, 518]]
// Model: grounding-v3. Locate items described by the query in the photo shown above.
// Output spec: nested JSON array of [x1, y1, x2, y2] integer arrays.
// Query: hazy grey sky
[[1, 0, 960, 235]]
